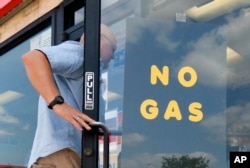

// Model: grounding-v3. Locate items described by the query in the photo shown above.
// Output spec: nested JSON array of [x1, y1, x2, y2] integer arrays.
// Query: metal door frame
[[82, 0, 102, 168]]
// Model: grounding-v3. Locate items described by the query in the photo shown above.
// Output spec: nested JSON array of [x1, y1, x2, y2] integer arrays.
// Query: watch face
[[48, 95, 64, 109], [56, 96, 64, 103]]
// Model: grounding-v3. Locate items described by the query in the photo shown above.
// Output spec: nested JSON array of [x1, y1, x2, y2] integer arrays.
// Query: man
[[22, 24, 117, 168]]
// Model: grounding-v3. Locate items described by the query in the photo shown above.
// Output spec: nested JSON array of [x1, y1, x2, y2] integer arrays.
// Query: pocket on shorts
[[32, 163, 56, 168]]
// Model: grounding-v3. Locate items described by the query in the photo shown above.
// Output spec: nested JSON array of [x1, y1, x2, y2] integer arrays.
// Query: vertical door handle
[[89, 122, 110, 168]]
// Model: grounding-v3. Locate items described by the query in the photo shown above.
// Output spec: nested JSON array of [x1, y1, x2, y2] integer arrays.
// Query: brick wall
[[0, 0, 63, 43]]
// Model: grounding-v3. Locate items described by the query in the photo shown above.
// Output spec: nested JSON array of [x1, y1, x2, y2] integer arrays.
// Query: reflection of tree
[[147, 162, 157, 168], [161, 155, 210, 168]]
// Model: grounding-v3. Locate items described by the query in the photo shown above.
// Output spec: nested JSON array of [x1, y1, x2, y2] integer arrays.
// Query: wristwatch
[[48, 95, 64, 109]]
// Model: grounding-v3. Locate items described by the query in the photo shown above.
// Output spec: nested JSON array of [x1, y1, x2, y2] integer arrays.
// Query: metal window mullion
[[82, 0, 101, 168]]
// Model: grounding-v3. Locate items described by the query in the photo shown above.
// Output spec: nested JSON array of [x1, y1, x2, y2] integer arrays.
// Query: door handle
[[89, 122, 110, 168]]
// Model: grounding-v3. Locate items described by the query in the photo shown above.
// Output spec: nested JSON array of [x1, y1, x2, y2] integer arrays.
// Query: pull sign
[[85, 72, 95, 110]]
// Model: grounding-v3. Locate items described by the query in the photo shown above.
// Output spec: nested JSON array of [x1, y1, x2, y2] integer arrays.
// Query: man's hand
[[53, 103, 95, 131]]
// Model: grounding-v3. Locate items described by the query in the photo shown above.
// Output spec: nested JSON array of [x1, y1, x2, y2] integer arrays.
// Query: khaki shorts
[[32, 148, 81, 168]]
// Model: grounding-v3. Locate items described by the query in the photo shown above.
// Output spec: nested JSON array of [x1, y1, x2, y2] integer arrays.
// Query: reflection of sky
[[0, 33, 40, 165], [224, 12, 250, 88], [219, 6, 250, 153], [122, 19, 226, 168]]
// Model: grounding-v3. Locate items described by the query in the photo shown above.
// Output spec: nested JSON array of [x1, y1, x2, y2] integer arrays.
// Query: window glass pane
[[0, 27, 51, 166], [100, 0, 250, 167], [74, 0, 119, 25], [123, 18, 226, 168], [75, 8, 84, 25]]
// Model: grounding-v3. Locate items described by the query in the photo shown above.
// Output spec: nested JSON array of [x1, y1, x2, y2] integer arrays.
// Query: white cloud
[[126, 20, 180, 53], [122, 133, 146, 146], [0, 130, 15, 137], [227, 102, 250, 132], [200, 112, 226, 142], [0, 90, 23, 124], [121, 153, 164, 168], [21, 124, 30, 131], [220, 12, 250, 88], [177, 29, 227, 88], [0, 90, 23, 105], [0, 106, 19, 124], [223, 13, 250, 58]]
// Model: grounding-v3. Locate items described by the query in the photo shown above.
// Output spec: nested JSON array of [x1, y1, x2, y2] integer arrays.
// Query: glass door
[[99, 0, 250, 168]]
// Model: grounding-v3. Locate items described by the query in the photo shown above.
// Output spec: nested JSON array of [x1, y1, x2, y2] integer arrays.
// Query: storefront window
[[100, 0, 250, 167], [2, 0, 249, 167], [0, 27, 51, 166]]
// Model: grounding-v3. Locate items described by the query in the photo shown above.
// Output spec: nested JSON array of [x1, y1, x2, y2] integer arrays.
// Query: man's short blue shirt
[[28, 41, 84, 167]]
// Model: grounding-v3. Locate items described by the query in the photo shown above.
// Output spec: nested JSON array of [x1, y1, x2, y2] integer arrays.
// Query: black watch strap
[[48, 95, 64, 109]]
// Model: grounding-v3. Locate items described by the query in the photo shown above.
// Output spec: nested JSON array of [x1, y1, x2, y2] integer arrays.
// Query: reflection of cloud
[[0, 90, 23, 105], [227, 102, 250, 132], [0, 130, 15, 137], [122, 133, 146, 146], [178, 30, 226, 87], [121, 153, 164, 168], [0, 90, 23, 124], [21, 124, 30, 131], [200, 112, 226, 142], [222, 11, 250, 57], [127, 20, 179, 53], [120, 151, 217, 168], [222, 12, 250, 88], [0, 106, 19, 124], [189, 152, 217, 164]]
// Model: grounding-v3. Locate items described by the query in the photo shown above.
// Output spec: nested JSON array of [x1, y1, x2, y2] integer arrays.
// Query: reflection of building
[[99, 110, 122, 168]]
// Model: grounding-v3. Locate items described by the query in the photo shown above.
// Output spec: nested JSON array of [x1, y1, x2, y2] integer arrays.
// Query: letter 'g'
[[140, 99, 158, 120]]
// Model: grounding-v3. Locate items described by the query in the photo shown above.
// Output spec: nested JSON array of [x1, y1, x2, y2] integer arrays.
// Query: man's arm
[[22, 50, 94, 131]]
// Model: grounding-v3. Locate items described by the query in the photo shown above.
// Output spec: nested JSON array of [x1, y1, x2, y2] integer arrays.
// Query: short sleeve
[[38, 41, 84, 79]]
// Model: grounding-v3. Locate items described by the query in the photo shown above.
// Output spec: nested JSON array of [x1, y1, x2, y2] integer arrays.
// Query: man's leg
[[32, 148, 81, 168]]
